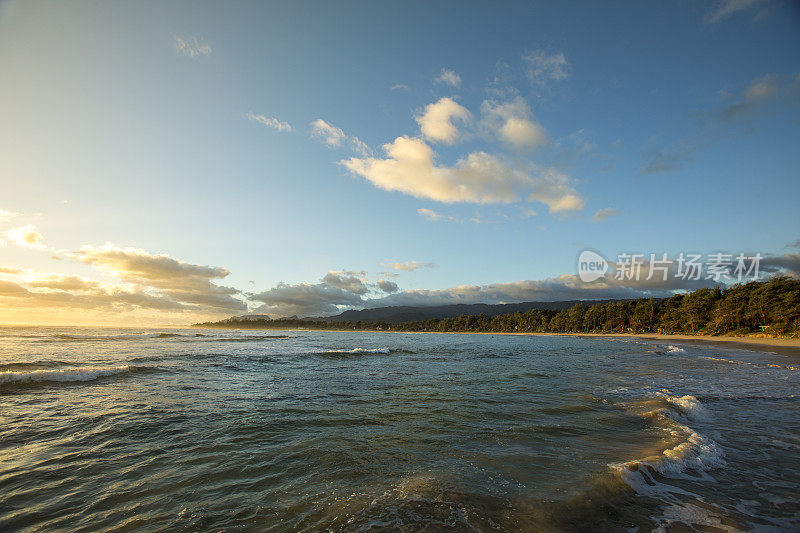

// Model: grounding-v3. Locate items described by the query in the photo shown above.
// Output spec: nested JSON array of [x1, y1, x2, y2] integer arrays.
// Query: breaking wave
[[29, 332, 292, 343], [210, 335, 291, 342], [318, 348, 392, 356], [48, 332, 183, 341], [611, 391, 725, 485], [0, 365, 142, 386], [702, 355, 800, 372]]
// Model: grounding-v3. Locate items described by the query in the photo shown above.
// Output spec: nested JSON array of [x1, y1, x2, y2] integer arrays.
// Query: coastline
[[545, 332, 800, 357], [202, 325, 800, 357]]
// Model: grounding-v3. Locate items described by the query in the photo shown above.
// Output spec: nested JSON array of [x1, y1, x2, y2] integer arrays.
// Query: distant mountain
[[308, 299, 620, 324]]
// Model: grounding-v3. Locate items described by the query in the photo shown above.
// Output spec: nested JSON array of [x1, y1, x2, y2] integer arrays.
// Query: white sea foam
[[702, 356, 800, 372], [665, 345, 686, 353], [324, 348, 391, 355], [0, 366, 133, 384], [663, 394, 712, 422], [612, 392, 725, 488]]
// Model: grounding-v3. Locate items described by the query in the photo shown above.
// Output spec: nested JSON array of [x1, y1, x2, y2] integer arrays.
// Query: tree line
[[195, 276, 800, 337]]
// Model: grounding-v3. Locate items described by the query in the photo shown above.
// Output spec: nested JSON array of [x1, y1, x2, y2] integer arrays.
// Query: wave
[[665, 345, 686, 353], [663, 393, 712, 422], [0, 360, 71, 372], [702, 355, 800, 372], [318, 348, 392, 356], [0, 365, 141, 386], [29, 332, 291, 344], [209, 335, 291, 342], [50, 332, 181, 341], [611, 392, 725, 484]]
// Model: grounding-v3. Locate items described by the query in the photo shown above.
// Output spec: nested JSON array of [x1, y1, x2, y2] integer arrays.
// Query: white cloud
[[174, 36, 211, 58], [385, 261, 436, 272], [4, 224, 44, 249], [592, 208, 620, 222], [250, 280, 364, 317], [322, 270, 368, 295], [415, 97, 471, 145], [0, 209, 20, 221], [744, 76, 778, 101], [72, 243, 245, 312], [707, 75, 779, 125], [707, 0, 760, 23], [523, 50, 571, 87], [343, 136, 584, 211], [311, 119, 371, 156], [247, 251, 800, 317], [481, 97, 548, 148], [246, 113, 293, 132], [376, 279, 399, 293], [417, 208, 458, 222], [435, 68, 461, 88]]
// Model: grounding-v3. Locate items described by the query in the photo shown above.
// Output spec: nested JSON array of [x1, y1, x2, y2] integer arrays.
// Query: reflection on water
[[0, 327, 798, 531]]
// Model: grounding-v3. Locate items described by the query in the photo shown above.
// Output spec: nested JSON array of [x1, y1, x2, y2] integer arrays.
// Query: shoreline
[[198, 325, 800, 357], [545, 332, 800, 357]]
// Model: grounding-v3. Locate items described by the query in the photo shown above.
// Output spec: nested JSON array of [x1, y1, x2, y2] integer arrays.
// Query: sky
[[0, 0, 799, 325]]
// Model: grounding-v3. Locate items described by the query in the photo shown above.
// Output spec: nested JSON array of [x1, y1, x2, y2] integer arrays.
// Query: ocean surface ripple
[[0, 327, 798, 531]]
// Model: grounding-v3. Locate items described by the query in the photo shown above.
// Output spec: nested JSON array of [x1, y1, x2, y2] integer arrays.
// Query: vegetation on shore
[[195, 277, 800, 338]]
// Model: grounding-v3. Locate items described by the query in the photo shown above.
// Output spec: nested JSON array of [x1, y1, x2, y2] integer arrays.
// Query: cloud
[[0, 269, 187, 314], [592, 208, 620, 222], [391, 83, 410, 91], [250, 280, 365, 317], [243, 250, 800, 318], [417, 208, 459, 222], [639, 74, 786, 176], [481, 97, 548, 149], [311, 119, 371, 156], [415, 97, 471, 145], [376, 279, 399, 293], [707, 0, 761, 23], [705, 75, 779, 125], [72, 243, 245, 312], [786, 238, 800, 250], [385, 261, 436, 272], [246, 113, 293, 132], [759, 252, 800, 277], [435, 68, 461, 88], [174, 36, 211, 58], [322, 270, 368, 295], [0, 209, 20, 221], [523, 50, 571, 87], [4, 224, 44, 249], [26, 274, 101, 291], [342, 136, 584, 211], [638, 142, 696, 176]]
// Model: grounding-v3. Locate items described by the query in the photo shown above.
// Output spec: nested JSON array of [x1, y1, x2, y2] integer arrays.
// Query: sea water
[[0, 327, 798, 531]]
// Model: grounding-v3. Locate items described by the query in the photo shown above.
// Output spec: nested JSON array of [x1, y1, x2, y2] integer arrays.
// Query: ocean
[[0, 327, 798, 531]]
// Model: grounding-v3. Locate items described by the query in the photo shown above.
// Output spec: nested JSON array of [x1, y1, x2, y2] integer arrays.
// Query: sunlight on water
[[0, 327, 798, 531]]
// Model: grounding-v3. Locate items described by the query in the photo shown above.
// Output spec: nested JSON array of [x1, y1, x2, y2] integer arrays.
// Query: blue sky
[[0, 0, 799, 324]]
